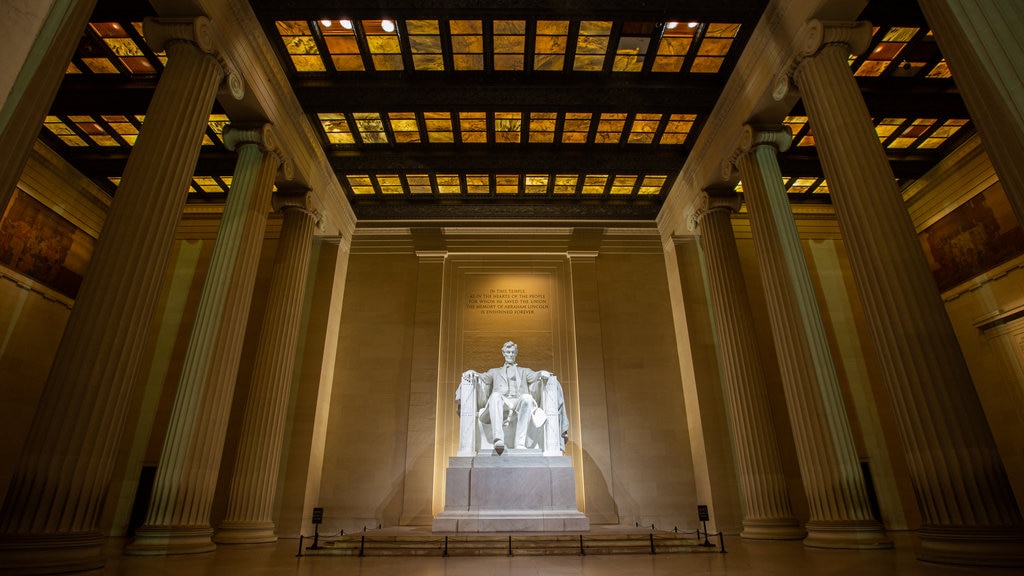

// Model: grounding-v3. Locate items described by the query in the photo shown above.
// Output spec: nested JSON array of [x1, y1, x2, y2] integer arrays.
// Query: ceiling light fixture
[[688, 22, 699, 29], [320, 19, 332, 27], [665, 22, 679, 30], [340, 19, 353, 30], [381, 19, 395, 32]]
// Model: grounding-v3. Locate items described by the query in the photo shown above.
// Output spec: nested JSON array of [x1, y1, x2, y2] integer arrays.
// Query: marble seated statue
[[455, 341, 569, 456]]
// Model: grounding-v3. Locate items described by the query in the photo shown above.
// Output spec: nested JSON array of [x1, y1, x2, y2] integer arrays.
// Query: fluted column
[[775, 19, 1024, 566], [0, 16, 240, 574], [919, 1, 1024, 225], [692, 192, 804, 541], [127, 124, 288, 555], [724, 126, 889, 549], [213, 192, 319, 544]]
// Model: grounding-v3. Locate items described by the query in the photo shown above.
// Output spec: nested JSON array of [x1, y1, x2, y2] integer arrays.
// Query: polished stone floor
[[99, 531, 1022, 575]]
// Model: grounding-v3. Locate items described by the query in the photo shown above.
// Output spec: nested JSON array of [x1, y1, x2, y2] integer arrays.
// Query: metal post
[[295, 535, 304, 557], [359, 534, 365, 557], [444, 535, 448, 557], [718, 531, 727, 553], [649, 533, 655, 554], [579, 534, 585, 556]]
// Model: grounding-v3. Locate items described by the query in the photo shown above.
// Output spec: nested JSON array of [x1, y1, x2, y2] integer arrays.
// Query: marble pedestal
[[432, 454, 589, 532]]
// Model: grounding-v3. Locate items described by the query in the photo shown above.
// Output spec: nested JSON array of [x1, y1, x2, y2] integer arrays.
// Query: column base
[[213, 521, 278, 544], [124, 524, 215, 556], [803, 519, 892, 550], [740, 518, 806, 540], [0, 531, 105, 575], [917, 525, 1024, 567]]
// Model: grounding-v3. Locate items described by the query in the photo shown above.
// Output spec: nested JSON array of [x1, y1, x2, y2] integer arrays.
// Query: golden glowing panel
[[855, 26, 918, 77], [109, 177, 121, 187], [319, 113, 355, 144], [690, 23, 739, 73], [595, 113, 626, 144], [322, 22, 363, 71], [614, 23, 653, 72], [408, 20, 444, 71], [276, 21, 325, 72], [888, 118, 935, 149], [562, 112, 592, 143], [494, 20, 526, 70], [927, 60, 952, 79], [918, 119, 968, 149], [43, 116, 87, 147], [495, 112, 522, 143], [653, 24, 696, 72], [610, 175, 637, 195], [534, 20, 568, 71], [451, 20, 484, 70], [496, 175, 519, 194], [407, 175, 432, 194], [874, 118, 905, 142], [206, 114, 229, 146], [424, 112, 454, 143], [628, 114, 661, 144], [363, 20, 403, 71], [638, 175, 667, 195], [68, 115, 116, 147], [374, 175, 402, 195], [346, 175, 375, 195], [659, 114, 696, 144], [437, 175, 461, 194], [82, 58, 119, 74], [66, 62, 81, 74], [466, 174, 490, 194], [103, 115, 139, 145], [574, 21, 612, 71], [459, 112, 488, 143], [787, 177, 818, 193], [353, 112, 388, 144], [529, 112, 557, 143], [582, 175, 608, 194], [90, 22, 156, 75], [525, 175, 549, 194], [389, 112, 421, 143], [553, 175, 578, 194], [193, 176, 224, 193]]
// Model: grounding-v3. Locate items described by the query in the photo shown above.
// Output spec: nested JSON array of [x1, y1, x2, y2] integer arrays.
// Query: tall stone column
[[775, 19, 1024, 565], [724, 125, 889, 549], [919, 1, 1024, 225], [691, 192, 804, 541], [214, 192, 319, 544], [0, 16, 241, 574], [127, 124, 288, 555]]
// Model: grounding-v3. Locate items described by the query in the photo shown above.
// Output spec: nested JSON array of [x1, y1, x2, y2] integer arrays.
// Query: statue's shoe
[[494, 440, 505, 455]]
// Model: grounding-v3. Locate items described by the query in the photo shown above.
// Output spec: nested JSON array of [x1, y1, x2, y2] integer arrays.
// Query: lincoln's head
[[502, 341, 518, 364]]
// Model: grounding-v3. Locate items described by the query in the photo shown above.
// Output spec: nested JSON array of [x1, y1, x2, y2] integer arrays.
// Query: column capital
[[721, 124, 793, 181], [143, 16, 244, 101], [689, 189, 742, 232], [772, 19, 873, 102], [273, 188, 325, 232], [223, 123, 294, 181]]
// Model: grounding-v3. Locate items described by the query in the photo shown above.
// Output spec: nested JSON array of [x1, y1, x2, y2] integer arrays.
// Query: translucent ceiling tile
[[889, 118, 935, 149], [193, 176, 223, 193], [783, 116, 815, 147], [574, 21, 612, 71], [363, 20, 403, 71], [628, 113, 661, 144], [637, 175, 667, 195], [855, 26, 919, 77], [534, 20, 568, 71], [82, 58, 119, 74], [346, 175, 376, 195], [424, 112, 454, 143], [690, 23, 740, 73], [319, 113, 355, 144], [525, 175, 549, 194], [652, 22, 696, 72], [66, 62, 82, 74], [377, 175, 404, 194], [581, 175, 608, 194], [276, 21, 325, 72], [609, 175, 637, 194], [495, 175, 519, 194], [407, 175, 433, 194], [529, 112, 557, 143], [102, 115, 139, 145], [466, 174, 490, 193], [813, 180, 829, 194], [108, 177, 122, 187], [451, 20, 484, 70], [926, 59, 952, 79], [553, 175, 578, 194], [613, 22, 654, 72], [918, 119, 968, 149], [353, 112, 388, 144], [494, 20, 526, 71], [388, 112, 421, 143], [437, 175, 462, 194], [407, 20, 444, 71], [595, 113, 627, 143], [90, 22, 156, 75], [206, 114, 229, 145], [494, 112, 522, 143], [874, 117, 906, 142], [562, 112, 592, 143], [459, 112, 487, 143], [321, 20, 364, 71], [659, 113, 696, 144], [786, 177, 818, 194], [43, 116, 87, 147]]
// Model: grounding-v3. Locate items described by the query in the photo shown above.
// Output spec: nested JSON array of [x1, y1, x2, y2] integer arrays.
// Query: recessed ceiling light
[[688, 22, 699, 29], [320, 19, 332, 27], [666, 22, 678, 30], [340, 19, 353, 30], [381, 19, 395, 32]]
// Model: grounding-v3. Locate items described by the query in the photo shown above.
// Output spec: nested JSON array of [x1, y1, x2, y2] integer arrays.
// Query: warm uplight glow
[[321, 19, 332, 27], [381, 19, 395, 32], [665, 22, 678, 29], [340, 19, 353, 29]]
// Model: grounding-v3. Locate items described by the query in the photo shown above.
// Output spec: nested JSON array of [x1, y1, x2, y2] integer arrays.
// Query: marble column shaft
[[781, 19, 1023, 564], [128, 124, 285, 555], [730, 126, 888, 549], [214, 194, 318, 544], [0, 16, 236, 574], [693, 194, 803, 540], [919, 1, 1024, 225]]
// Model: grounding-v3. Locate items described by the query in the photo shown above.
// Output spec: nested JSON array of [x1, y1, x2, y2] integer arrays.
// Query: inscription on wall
[[466, 287, 550, 316]]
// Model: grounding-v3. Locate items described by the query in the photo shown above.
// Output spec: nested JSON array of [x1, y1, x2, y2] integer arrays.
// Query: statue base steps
[[433, 455, 589, 533]]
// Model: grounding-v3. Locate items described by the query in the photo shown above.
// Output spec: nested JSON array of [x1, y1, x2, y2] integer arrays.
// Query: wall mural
[[920, 182, 1024, 293], [0, 188, 94, 298]]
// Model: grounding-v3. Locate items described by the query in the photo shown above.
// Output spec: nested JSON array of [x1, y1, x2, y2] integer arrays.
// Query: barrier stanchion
[[718, 531, 727, 553], [579, 534, 585, 556], [296, 535, 304, 557]]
